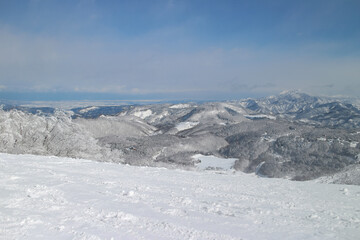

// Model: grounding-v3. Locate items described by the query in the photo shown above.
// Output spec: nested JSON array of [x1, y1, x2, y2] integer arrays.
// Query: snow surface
[[79, 106, 99, 114], [314, 164, 360, 185], [244, 114, 276, 120], [169, 104, 191, 109], [193, 154, 237, 170], [175, 121, 199, 131], [350, 142, 358, 148], [148, 110, 169, 123], [1, 153, 360, 240], [133, 110, 152, 119]]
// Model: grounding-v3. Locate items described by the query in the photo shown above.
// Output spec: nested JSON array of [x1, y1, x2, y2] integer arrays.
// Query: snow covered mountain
[[1, 153, 359, 240], [242, 90, 360, 129], [1, 91, 360, 184], [2, 92, 360, 239]]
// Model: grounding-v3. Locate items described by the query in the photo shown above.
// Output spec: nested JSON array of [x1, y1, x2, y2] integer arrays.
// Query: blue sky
[[0, 0, 359, 101]]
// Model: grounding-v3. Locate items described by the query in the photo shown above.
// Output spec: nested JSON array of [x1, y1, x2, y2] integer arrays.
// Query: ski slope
[[1, 153, 359, 240]]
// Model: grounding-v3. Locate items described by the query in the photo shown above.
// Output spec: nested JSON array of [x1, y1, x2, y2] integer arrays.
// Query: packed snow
[[244, 114, 276, 120], [169, 104, 191, 109], [1, 153, 360, 240], [314, 164, 360, 185], [175, 121, 199, 131], [350, 142, 358, 148], [133, 109, 152, 119], [192, 154, 237, 170], [79, 106, 99, 114]]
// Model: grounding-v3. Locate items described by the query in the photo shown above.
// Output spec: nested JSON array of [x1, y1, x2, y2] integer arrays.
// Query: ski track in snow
[[1, 153, 360, 240]]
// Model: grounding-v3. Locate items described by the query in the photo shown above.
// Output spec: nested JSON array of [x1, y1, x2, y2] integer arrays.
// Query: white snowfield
[[193, 154, 237, 170], [244, 114, 276, 120], [175, 121, 199, 131], [133, 109, 153, 119], [169, 104, 191, 109], [1, 153, 360, 240], [79, 106, 99, 114]]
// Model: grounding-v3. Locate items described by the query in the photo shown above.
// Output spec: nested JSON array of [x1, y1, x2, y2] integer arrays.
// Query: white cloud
[[0, 27, 359, 98]]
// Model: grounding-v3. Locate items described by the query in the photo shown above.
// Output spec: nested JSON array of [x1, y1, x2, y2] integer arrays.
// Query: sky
[[0, 0, 359, 101]]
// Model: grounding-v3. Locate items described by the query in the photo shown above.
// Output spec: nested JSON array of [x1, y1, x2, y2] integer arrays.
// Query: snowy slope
[[2, 98, 360, 182], [241, 90, 360, 129], [1, 153, 360, 240], [314, 164, 360, 185]]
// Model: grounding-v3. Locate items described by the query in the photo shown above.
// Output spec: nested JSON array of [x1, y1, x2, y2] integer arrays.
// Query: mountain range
[[1, 91, 359, 185]]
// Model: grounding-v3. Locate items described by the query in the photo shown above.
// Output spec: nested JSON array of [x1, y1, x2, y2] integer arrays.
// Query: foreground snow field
[[1, 153, 359, 240]]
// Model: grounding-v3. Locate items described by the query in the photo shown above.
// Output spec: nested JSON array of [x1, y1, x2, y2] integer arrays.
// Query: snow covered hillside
[[1, 153, 359, 240], [2, 91, 360, 183]]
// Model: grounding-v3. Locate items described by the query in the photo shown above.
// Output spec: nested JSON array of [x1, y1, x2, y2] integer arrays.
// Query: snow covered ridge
[[133, 109, 153, 119], [175, 121, 199, 131], [244, 114, 276, 120], [241, 90, 360, 129], [0, 109, 122, 162], [79, 106, 99, 113], [169, 103, 191, 109], [1, 91, 360, 184], [1, 153, 360, 240]]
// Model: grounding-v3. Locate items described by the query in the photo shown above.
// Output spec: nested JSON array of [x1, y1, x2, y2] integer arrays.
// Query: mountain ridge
[[1, 91, 360, 184]]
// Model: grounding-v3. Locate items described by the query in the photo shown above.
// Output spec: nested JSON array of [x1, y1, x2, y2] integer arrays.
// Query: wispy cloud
[[1, 25, 360, 98], [0, 0, 359, 100]]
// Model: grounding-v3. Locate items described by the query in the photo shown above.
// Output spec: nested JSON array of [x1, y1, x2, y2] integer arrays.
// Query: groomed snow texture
[[1, 153, 359, 240]]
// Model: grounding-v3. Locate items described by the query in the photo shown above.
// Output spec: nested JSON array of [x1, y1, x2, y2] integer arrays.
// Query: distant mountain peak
[[278, 90, 313, 98], [279, 89, 302, 95]]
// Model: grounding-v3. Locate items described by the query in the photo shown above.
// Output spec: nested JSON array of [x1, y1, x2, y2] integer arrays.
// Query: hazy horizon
[[1, 0, 359, 101]]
